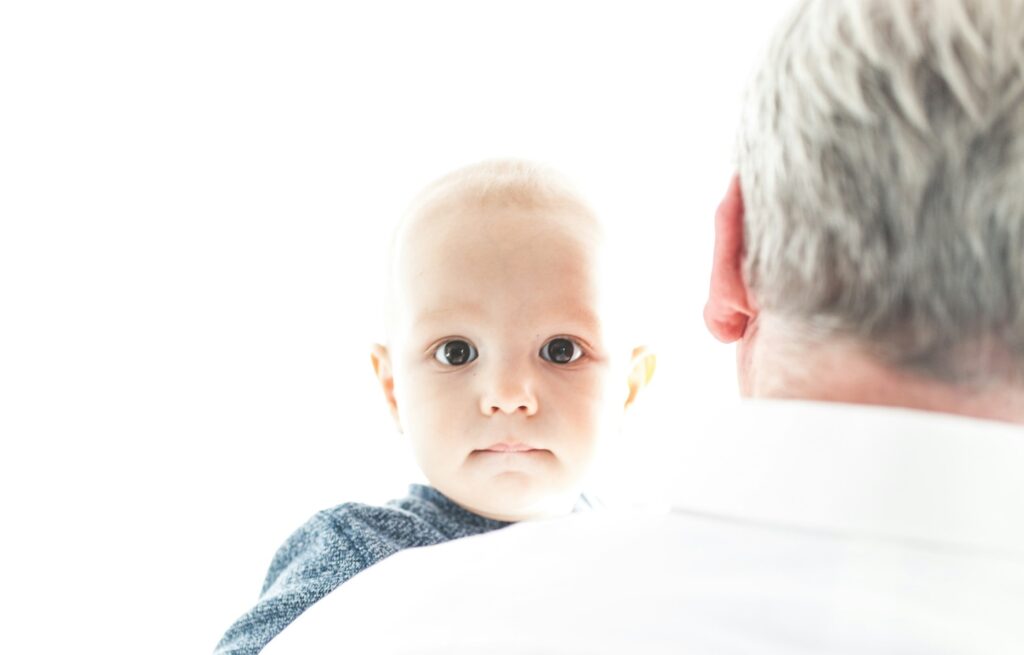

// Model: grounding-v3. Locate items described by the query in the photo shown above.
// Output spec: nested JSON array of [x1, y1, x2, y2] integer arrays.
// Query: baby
[[214, 160, 654, 654]]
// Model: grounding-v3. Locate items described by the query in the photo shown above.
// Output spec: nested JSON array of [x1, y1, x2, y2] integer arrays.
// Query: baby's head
[[371, 160, 653, 521]]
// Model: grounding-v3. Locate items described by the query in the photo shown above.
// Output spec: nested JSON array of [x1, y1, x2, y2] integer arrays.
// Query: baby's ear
[[371, 344, 402, 432], [624, 346, 656, 409]]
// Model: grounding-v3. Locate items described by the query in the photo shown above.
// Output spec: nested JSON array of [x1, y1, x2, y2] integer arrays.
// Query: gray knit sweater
[[213, 484, 514, 655]]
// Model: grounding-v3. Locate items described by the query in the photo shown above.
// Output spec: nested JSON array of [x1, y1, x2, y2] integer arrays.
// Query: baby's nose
[[484, 397, 537, 416], [480, 376, 538, 416]]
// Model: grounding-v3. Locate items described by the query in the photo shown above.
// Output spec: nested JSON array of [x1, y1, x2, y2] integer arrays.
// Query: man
[[265, 0, 1024, 652]]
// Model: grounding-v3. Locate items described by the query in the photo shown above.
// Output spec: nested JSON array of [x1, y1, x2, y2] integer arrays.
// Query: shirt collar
[[667, 399, 1024, 555]]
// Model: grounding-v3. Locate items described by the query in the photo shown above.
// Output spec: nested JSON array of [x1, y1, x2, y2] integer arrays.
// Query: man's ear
[[624, 346, 656, 409], [370, 344, 402, 432], [704, 174, 756, 343]]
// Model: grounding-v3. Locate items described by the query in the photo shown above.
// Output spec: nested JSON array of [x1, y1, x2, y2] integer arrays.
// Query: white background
[[1, 1, 792, 653]]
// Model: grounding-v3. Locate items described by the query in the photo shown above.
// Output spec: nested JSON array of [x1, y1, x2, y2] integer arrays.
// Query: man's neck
[[739, 319, 1024, 425]]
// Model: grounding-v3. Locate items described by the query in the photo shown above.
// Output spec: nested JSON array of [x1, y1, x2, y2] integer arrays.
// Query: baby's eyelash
[[539, 336, 586, 364], [429, 337, 478, 367]]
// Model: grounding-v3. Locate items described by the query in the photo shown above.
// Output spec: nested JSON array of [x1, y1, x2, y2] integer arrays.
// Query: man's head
[[705, 0, 1024, 422], [372, 160, 654, 521]]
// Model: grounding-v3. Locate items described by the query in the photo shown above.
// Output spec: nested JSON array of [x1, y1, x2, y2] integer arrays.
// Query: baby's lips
[[480, 441, 537, 452]]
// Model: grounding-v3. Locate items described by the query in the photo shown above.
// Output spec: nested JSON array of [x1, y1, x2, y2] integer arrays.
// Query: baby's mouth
[[476, 442, 544, 453]]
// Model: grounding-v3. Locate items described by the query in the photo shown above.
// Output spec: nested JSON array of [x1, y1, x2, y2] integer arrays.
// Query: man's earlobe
[[625, 346, 656, 409], [370, 344, 402, 432], [704, 174, 756, 343]]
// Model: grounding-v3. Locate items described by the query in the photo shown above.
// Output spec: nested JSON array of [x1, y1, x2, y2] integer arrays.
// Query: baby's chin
[[443, 475, 582, 522]]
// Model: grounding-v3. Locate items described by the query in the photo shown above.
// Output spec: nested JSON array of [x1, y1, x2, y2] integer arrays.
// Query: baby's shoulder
[[260, 499, 438, 596], [303, 499, 434, 545], [283, 491, 460, 557]]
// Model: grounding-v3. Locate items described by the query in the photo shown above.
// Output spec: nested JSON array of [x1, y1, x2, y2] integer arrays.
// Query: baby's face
[[382, 200, 633, 521]]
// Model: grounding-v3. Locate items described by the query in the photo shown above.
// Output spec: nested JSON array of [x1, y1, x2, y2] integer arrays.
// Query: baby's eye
[[539, 337, 584, 365], [433, 339, 478, 366]]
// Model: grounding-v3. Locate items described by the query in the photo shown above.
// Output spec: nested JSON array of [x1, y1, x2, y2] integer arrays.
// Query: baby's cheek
[[579, 370, 629, 441], [571, 368, 617, 413], [555, 376, 611, 450]]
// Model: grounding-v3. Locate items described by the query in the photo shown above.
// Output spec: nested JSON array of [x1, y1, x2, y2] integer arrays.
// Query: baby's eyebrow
[[414, 305, 600, 325], [553, 308, 602, 332], [410, 304, 487, 323], [408, 304, 604, 339]]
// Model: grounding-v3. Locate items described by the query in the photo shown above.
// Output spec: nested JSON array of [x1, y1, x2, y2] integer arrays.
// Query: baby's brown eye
[[540, 337, 583, 364], [434, 339, 478, 366]]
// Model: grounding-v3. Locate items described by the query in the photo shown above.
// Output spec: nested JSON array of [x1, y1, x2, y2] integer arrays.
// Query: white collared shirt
[[265, 400, 1024, 654]]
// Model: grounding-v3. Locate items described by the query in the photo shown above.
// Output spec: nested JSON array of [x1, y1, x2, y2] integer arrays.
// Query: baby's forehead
[[390, 170, 605, 285], [407, 198, 595, 248], [397, 202, 602, 296], [396, 160, 598, 238], [397, 217, 615, 330], [381, 161, 631, 342]]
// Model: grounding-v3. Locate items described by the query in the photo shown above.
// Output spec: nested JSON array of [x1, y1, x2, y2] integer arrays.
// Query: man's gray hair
[[738, 0, 1024, 385]]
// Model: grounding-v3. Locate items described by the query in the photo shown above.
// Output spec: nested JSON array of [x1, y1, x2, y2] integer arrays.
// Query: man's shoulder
[[264, 506, 1024, 655]]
